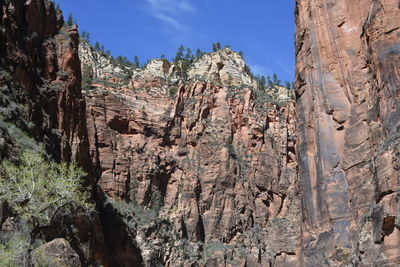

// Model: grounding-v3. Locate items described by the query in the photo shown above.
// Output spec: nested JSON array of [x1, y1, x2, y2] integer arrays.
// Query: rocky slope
[[295, 0, 400, 265], [81, 42, 299, 266], [0, 0, 107, 265]]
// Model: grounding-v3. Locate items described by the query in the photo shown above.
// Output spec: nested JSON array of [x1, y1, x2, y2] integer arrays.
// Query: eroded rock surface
[[84, 48, 300, 266], [295, 0, 400, 265], [31, 238, 81, 267], [0, 1, 107, 265], [0, 0, 92, 173]]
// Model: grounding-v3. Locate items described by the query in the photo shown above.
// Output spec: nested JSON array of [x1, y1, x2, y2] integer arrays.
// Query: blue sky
[[56, 0, 295, 82]]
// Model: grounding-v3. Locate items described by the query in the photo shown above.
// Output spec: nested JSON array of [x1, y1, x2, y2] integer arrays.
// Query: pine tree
[[66, 13, 73, 26], [196, 48, 203, 58], [267, 76, 273, 87], [116, 56, 123, 65], [185, 48, 193, 60], [215, 42, 221, 50], [133, 55, 140, 69], [259, 75, 266, 90], [212, 43, 217, 52], [285, 81, 291, 89], [81, 31, 90, 41], [174, 45, 184, 62], [272, 73, 281, 85], [95, 42, 101, 51]]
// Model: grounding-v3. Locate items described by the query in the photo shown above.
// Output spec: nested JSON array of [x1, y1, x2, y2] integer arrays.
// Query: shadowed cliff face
[[295, 0, 400, 265], [82, 45, 300, 266], [0, 0, 92, 174], [0, 0, 110, 265]]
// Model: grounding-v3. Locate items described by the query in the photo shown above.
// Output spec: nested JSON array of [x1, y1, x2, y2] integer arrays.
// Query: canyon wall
[[0, 0, 91, 168], [295, 0, 400, 265], [82, 45, 300, 266], [2, 0, 399, 266], [0, 0, 107, 265]]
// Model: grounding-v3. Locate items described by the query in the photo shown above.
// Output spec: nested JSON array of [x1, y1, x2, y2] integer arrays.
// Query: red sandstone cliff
[[2, 0, 399, 266], [295, 0, 400, 265], [0, 0, 106, 265], [82, 45, 300, 266], [0, 0, 93, 173]]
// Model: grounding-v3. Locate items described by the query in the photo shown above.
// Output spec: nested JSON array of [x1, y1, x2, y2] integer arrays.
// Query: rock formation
[[83, 46, 299, 266], [1, 0, 399, 266], [31, 238, 81, 267], [0, 0, 92, 173], [295, 0, 400, 265], [0, 0, 106, 265]]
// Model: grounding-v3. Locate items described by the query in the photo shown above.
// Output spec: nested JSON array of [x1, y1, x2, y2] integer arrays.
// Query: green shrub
[[0, 151, 94, 227], [169, 86, 178, 98], [0, 231, 31, 267], [0, 69, 12, 81], [108, 197, 159, 227]]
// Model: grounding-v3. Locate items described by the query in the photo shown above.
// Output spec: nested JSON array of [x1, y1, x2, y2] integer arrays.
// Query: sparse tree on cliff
[[185, 48, 193, 60], [133, 55, 140, 69], [213, 42, 221, 51], [257, 75, 266, 91], [196, 48, 203, 58], [174, 45, 185, 62], [272, 73, 281, 85], [94, 42, 101, 51], [267, 75, 273, 87], [285, 81, 291, 89], [81, 31, 90, 42], [66, 13, 73, 26]]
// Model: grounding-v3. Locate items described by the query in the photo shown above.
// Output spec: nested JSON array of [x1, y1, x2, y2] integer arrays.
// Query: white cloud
[[155, 13, 186, 32], [147, 0, 194, 14], [145, 0, 195, 32], [273, 55, 294, 78], [249, 64, 273, 77]]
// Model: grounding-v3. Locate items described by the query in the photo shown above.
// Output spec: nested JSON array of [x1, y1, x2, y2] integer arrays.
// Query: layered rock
[[84, 48, 300, 266], [5, 0, 398, 265], [295, 0, 400, 265], [79, 39, 133, 82], [0, 0, 91, 171], [187, 48, 255, 87], [0, 0, 106, 265]]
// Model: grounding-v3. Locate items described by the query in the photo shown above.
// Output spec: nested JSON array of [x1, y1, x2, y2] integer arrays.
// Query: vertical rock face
[[0, 0, 90, 172], [6, 0, 399, 265], [84, 48, 300, 266], [295, 0, 400, 265], [0, 1, 107, 265]]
